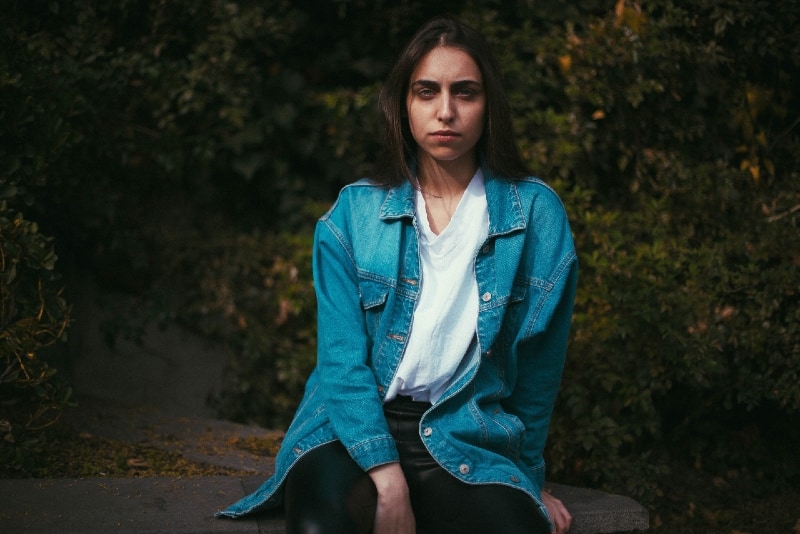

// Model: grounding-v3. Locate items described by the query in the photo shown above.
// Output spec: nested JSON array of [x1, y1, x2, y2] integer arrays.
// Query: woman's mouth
[[431, 130, 461, 141]]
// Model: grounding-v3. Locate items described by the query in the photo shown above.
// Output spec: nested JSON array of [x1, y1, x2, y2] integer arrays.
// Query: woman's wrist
[[368, 462, 409, 496]]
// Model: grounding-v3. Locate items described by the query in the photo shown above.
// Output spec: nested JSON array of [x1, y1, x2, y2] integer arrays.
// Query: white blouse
[[384, 169, 489, 404]]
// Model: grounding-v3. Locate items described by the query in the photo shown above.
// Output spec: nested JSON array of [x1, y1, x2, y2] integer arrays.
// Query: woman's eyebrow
[[451, 80, 483, 90], [411, 80, 440, 90], [410, 79, 482, 90]]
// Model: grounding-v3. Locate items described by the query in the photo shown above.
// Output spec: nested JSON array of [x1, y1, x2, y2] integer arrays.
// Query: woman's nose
[[437, 97, 454, 122]]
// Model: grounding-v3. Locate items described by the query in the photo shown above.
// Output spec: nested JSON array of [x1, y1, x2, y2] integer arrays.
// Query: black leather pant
[[284, 396, 550, 534]]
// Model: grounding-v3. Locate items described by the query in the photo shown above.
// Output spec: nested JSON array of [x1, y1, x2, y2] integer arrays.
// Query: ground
[[1, 419, 249, 479], [3, 420, 798, 533]]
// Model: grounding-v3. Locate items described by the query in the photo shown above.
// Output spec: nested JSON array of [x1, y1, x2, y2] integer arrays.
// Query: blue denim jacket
[[217, 169, 578, 526]]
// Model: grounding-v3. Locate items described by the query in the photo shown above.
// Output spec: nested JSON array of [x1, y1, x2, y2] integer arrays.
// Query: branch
[[767, 203, 800, 223]]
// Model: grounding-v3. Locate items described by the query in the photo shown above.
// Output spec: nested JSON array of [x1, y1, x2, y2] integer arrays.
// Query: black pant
[[284, 396, 550, 534]]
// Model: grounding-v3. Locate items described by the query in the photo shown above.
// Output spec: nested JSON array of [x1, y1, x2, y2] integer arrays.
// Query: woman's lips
[[430, 130, 461, 141]]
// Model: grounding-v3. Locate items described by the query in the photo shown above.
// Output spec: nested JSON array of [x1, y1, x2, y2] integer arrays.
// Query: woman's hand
[[368, 463, 416, 534], [542, 489, 572, 534]]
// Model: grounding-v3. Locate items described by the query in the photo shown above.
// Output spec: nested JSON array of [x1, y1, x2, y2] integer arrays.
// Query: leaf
[[126, 457, 149, 468]]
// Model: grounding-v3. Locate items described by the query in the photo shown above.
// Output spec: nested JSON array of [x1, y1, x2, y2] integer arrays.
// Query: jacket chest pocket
[[501, 281, 529, 349], [503, 275, 553, 344], [359, 278, 391, 344]]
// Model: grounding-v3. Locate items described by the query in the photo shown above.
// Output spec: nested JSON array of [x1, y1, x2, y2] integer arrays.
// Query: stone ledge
[[236, 479, 649, 533], [546, 482, 649, 533], [1, 476, 647, 533], [51, 399, 647, 533]]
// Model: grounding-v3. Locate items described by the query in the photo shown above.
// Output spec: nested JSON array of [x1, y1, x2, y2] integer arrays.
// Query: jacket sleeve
[[502, 194, 578, 490], [312, 213, 400, 471]]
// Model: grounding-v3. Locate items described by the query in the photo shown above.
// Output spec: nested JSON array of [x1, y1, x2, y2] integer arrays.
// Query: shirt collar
[[380, 165, 526, 237]]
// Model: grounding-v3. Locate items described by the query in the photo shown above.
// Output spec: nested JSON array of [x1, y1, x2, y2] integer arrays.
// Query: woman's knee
[[283, 441, 375, 534]]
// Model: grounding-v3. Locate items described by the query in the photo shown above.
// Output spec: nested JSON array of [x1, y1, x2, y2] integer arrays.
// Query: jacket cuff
[[528, 461, 546, 492], [347, 435, 400, 471]]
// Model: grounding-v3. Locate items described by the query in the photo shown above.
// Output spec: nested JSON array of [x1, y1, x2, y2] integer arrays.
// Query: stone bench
[[245, 481, 650, 534], [1, 476, 648, 533], [544, 482, 649, 533]]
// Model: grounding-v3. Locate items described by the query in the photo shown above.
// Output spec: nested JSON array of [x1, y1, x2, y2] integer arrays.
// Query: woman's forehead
[[410, 46, 482, 84]]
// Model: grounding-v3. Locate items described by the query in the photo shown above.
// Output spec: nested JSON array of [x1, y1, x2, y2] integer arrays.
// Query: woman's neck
[[415, 152, 478, 235], [415, 152, 478, 200]]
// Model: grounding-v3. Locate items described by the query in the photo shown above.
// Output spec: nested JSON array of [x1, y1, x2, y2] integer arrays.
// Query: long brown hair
[[374, 16, 529, 186]]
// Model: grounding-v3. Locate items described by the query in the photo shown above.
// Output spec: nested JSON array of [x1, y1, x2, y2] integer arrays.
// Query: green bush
[[506, 1, 800, 500], [0, 201, 72, 472], [156, 228, 319, 428]]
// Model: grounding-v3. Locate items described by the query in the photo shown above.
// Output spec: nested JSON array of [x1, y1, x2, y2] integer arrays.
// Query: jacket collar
[[379, 166, 527, 237], [379, 179, 416, 220]]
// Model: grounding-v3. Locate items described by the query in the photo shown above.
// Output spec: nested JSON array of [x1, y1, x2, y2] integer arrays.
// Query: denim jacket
[[217, 169, 578, 526]]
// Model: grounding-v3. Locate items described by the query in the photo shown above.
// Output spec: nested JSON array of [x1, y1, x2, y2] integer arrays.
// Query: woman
[[217, 16, 577, 534]]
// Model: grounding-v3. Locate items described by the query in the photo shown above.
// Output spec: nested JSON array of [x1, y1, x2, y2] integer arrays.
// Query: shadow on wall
[[54, 273, 233, 418]]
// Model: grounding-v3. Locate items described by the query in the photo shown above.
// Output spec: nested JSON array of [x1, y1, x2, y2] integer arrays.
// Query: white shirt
[[384, 169, 489, 403]]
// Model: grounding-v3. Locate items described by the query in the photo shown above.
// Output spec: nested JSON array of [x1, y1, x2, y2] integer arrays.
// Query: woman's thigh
[[409, 466, 550, 534], [386, 399, 548, 534], [284, 409, 549, 534], [283, 441, 376, 534]]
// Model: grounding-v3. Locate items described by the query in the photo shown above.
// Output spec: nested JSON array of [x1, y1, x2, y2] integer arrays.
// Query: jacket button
[[423, 427, 433, 437], [459, 464, 470, 475], [481, 292, 492, 302], [481, 244, 491, 254]]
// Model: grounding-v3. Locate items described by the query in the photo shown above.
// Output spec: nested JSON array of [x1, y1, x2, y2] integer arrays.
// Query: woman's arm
[[505, 258, 578, 482], [368, 463, 416, 534], [502, 185, 578, 487], [503, 188, 578, 533], [312, 216, 400, 470]]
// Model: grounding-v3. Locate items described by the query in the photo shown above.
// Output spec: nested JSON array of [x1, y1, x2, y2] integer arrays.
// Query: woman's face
[[406, 46, 486, 170]]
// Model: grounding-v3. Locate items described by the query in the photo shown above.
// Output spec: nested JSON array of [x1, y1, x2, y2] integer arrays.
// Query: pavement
[[0, 277, 649, 533], [1, 276, 290, 533], [1, 397, 650, 534], [1, 391, 290, 533]]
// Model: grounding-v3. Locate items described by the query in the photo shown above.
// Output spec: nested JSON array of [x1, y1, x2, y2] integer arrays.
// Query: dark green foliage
[[157, 228, 319, 428], [0, 201, 72, 472], [1, 0, 799, 516], [511, 2, 800, 501]]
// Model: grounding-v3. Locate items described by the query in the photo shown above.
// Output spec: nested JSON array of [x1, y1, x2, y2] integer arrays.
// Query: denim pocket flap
[[359, 278, 391, 309]]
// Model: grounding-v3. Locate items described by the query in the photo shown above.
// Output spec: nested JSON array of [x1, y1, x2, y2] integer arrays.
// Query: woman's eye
[[456, 86, 481, 98], [418, 88, 435, 98]]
